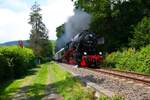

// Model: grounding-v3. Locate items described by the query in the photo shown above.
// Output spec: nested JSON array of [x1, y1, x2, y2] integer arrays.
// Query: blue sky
[[0, 0, 48, 11], [0, 0, 74, 43]]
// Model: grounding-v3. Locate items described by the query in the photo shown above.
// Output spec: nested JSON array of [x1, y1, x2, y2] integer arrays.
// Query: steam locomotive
[[55, 30, 103, 67]]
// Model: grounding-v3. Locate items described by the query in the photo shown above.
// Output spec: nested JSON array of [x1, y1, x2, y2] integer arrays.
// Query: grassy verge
[[0, 62, 94, 100], [0, 79, 23, 99], [0, 67, 40, 99], [49, 62, 94, 100], [26, 63, 49, 99], [99, 95, 124, 100]]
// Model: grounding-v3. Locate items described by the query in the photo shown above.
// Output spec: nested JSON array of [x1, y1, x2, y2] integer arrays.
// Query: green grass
[[99, 95, 108, 100], [0, 67, 40, 100], [27, 63, 49, 99], [99, 95, 124, 100], [49, 62, 94, 100], [0, 79, 23, 99], [0, 62, 94, 100]]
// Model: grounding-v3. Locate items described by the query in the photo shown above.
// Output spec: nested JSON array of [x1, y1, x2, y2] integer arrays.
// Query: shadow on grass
[[0, 80, 14, 94], [24, 65, 41, 76], [0, 66, 40, 96], [0, 75, 101, 100]]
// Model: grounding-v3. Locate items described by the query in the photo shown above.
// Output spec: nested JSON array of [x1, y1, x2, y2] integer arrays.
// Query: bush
[[0, 46, 35, 82], [105, 51, 122, 68], [105, 45, 150, 74], [137, 45, 150, 73], [0, 53, 10, 82]]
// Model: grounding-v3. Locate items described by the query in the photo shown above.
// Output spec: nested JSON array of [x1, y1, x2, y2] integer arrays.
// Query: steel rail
[[90, 69, 150, 86], [100, 68, 150, 77]]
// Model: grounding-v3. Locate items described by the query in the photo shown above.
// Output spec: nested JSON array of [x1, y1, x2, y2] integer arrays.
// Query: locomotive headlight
[[84, 52, 87, 55], [99, 52, 102, 55], [89, 34, 93, 37]]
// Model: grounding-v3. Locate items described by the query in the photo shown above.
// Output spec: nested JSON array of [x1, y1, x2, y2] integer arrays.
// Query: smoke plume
[[56, 9, 91, 51]]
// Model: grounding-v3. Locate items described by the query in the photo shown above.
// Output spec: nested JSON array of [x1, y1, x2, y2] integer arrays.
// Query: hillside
[[0, 40, 29, 46], [0, 40, 56, 47]]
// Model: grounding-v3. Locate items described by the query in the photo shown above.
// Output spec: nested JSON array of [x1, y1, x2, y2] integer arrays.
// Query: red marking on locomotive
[[63, 48, 77, 65], [80, 55, 103, 67]]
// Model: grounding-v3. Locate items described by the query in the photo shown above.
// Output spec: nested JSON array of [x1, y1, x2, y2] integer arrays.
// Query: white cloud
[[0, 0, 74, 43], [41, 0, 74, 40], [0, 8, 31, 43]]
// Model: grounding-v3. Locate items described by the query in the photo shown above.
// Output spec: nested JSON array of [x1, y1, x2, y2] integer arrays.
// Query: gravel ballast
[[59, 63, 150, 100]]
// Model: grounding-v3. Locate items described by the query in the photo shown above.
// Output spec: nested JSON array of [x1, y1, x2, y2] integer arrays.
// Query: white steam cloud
[[65, 9, 91, 40], [56, 10, 91, 50]]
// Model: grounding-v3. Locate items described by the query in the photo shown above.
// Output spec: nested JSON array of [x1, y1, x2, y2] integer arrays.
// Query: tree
[[29, 2, 53, 62], [129, 17, 150, 49], [56, 24, 65, 38]]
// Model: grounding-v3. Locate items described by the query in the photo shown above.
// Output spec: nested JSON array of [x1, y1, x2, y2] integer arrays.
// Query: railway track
[[60, 63, 150, 86], [59, 63, 150, 99], [89, 68, 150, 86]]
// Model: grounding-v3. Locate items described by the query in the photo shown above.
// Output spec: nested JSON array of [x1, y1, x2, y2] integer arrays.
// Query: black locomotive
[[55, 30, 103, 67]]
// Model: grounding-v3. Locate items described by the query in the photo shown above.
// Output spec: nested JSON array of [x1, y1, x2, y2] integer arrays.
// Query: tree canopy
[[56, 24, 65, 38], [73, 0, 150, 52], [129, 17, 150, 49]]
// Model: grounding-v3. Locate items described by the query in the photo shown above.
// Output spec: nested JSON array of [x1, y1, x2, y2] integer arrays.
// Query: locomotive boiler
[[55, 30, 103, 67]]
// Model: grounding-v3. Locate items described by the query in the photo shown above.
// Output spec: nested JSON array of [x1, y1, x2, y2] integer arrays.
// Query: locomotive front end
[[80, 51, 103, 67], [75, 31, 103, 67]]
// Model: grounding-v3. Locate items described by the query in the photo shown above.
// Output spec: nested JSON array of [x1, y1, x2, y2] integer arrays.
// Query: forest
[[56, 0, 150, 73]]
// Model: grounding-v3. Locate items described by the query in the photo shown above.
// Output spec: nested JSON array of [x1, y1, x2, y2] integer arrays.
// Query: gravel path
[[59, 63, 150, 100], [11, 64, 64, 100]]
